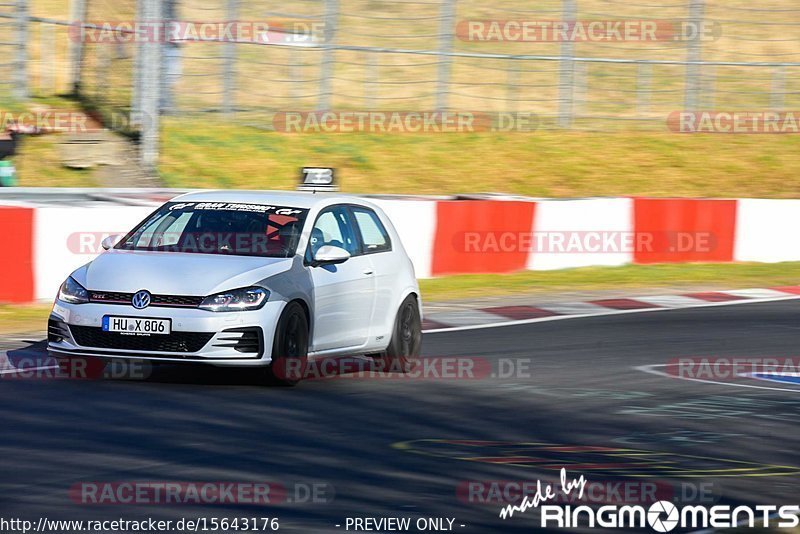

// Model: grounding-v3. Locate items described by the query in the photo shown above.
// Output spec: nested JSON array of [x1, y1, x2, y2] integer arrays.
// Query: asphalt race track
[[1, 300, 800, 532]]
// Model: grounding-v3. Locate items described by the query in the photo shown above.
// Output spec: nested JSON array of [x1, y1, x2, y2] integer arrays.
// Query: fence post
[[435, 0, 455, 111], [14, 0, 28, 100], [95, 41, 108, 100], [317, 0, 338, 110], [506, 60, 519, 114], [770, 65, 786, 111], [558, 0, 576, 128], [701, 63, 715, 109], [222, 0, 237, 115], [161, 0, 178, 114], [573, 60, 586, 118], [684, 0, 705, 111], [67, 0, 86, 93], [636, 62, 652, 116], [289, 48, 301, 104], [364, 52, 378, 108], [131, 0, 144, 118], [139, 0, 162, 173], [39, 23, 56, 95]]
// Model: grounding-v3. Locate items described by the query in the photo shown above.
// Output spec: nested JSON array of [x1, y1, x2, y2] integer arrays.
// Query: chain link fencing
[[4, 0, 800, 165]]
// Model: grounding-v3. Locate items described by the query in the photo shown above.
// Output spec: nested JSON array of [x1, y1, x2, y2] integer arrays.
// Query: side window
[[352, 208, 392, 254], [307, 206, 359, 260]]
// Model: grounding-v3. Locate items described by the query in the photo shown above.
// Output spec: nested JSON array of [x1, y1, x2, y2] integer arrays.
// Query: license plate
[[102, 316, 171, 335]]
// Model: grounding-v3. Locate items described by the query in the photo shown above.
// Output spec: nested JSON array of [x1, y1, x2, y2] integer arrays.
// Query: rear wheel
[[384, 295, 422, 373], [267, 302, 309, 386]]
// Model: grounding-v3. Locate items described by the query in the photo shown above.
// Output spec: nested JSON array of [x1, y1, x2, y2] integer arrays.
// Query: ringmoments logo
[[499, 468, 800, 531]]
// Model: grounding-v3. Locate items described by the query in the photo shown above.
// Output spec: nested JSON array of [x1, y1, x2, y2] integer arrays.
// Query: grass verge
[[3, 262, 800, 334], [419, 262, 800, 302], [5, 96, 99, 187], [6, 108, 800, 197], [0, 304, 53, 335], [157, 119, 800, 199]]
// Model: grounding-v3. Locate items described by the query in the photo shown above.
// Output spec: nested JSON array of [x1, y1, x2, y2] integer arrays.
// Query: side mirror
[[312, 245, 350, 266], [101, 234, 122, 251]]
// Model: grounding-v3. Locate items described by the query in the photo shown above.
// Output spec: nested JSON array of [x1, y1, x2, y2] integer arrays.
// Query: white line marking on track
[[422, 294, 800, 334], [536, 301, 608, 316], [425, 309, 510, 327], [0, 365, 58, 375], [722, 288, 790, 299], [634, 295, 707, 308]]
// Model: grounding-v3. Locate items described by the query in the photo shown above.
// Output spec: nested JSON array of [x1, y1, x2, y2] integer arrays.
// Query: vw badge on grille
[[131, 290, 151, 310]]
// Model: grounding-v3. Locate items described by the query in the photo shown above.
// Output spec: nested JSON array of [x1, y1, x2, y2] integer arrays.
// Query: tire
[[267, 302, 309, 386], [384, 295, 422, 373]]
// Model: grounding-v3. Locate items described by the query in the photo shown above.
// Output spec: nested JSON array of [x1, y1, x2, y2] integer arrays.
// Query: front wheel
[[384, 295, 422, 373], [267, 302, 309, 386]]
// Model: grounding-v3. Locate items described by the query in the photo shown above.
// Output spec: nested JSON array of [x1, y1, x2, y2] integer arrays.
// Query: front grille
[[48, 318, 70, 342], [89, 291, 204, 308], [152, 294, 205, 307], [69, 325, 213, 353], [88, 291, 131, 304]]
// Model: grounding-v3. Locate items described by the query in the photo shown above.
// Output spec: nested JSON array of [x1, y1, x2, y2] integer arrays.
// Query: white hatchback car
[[47, 191, 422, 384]]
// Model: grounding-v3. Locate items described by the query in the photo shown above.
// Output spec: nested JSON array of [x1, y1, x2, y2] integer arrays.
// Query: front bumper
[[47, 300, 284, 367]]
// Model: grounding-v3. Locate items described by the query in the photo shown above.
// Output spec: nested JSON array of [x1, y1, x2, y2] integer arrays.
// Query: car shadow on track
[[2, 339, 387, 387]]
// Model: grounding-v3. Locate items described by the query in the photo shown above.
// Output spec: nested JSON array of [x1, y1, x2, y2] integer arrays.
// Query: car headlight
[[58, 276, 89, 304], [199, 287, 269, 312]]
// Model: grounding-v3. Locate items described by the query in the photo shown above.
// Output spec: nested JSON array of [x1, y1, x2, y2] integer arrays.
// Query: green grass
[[3, 262, 800, 334], [0, 304, 52, 335], [10, 111, 800, 198], [3, 96, 99, 187], [418, 262, 800, 302], [154, 117, 800, 198], [8, 0, 800, 197], [15, 135, 99, 187]]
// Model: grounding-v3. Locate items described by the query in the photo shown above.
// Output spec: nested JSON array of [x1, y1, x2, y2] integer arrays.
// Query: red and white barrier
[[431, 200, 536, 275], [0, 196, 795, 304], [33, 206, 154, 301], [527, 198, 633, 271], [370, 198, 437, 279], [734, 199, 800, 263], [0, 205, 35, 303], [632, 198, 737, 264]]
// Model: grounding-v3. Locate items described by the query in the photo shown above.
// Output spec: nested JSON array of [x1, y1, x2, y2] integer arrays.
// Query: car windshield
[[116, 201, 309, 258]]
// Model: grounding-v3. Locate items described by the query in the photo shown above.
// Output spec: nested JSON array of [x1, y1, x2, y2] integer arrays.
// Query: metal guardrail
[[0, 187, 462, 206]]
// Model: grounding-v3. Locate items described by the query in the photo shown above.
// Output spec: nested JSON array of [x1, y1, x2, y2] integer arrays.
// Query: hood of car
[[74, 250, 294, 296]]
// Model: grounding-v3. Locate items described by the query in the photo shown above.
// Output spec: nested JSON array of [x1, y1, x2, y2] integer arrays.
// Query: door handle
[[363, 268, 374, 275]]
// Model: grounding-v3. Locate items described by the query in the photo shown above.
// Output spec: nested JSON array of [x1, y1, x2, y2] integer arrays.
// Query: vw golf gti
[[47, 190, 423, 384]]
